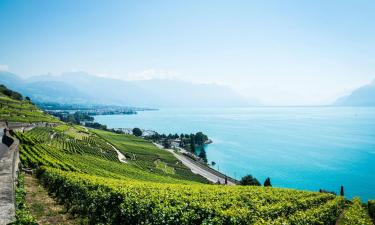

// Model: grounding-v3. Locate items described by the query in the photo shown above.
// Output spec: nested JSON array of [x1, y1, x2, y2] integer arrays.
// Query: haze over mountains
[[0, 71, 258, 107], [334, 79, 375, 106], [1, 71, 374, 107]]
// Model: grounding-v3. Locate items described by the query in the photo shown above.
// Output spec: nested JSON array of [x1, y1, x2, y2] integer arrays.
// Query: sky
[[0, 0, 375, 105]]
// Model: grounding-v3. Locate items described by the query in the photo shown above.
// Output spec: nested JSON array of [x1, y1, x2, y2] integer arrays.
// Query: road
[[154, 143, 235, 185]]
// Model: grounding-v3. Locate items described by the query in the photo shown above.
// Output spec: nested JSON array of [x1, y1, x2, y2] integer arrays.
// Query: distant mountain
[[334, 79, 375, 106], [0, 71, 259, 107], [0, 71, 91, 104]]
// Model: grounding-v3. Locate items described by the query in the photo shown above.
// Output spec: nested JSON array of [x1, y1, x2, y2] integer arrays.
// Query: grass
[[24, 174, 87, 225]]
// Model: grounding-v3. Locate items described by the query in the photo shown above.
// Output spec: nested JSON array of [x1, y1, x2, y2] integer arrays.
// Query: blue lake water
[[94, 107, 375, 200]]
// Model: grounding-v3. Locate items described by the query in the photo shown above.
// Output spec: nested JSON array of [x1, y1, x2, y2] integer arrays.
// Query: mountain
[[0, 71, 91, 104], [0, 71, 259, 107], [334, 79, 375, 106]]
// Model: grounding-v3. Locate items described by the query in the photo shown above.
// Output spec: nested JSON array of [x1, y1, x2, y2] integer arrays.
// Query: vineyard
[[12, 125, 363, 225], [1, 94, 373, 224], [0, 96, 60, 123]]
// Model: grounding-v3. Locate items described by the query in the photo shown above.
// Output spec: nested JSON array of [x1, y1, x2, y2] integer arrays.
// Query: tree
[[162, 138, 171, 148], [264, 177, 272, 187], [211, 161, 216, 167], [194, 132, 208, 145], [25, 96, 31, 101], [189, 136, 196, 153], [132, 127, 142, 137], [198, 149, 207, 163], [340, 185, 344, 196], [240, 175, 261, 186]]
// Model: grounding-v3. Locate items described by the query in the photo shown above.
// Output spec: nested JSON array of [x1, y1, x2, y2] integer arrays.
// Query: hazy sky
[[1, 0, 375, 105]]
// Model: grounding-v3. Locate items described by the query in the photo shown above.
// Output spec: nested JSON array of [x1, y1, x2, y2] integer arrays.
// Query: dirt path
[[107, 142, 127, 163], [24, 174, 86, 225]]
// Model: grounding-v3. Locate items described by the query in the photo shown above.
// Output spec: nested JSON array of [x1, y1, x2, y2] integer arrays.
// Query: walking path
[[0, 126, 17, 225], [154, 143, 235, 185], [24, 174, 83, 224], [107, 142, 127, 163]]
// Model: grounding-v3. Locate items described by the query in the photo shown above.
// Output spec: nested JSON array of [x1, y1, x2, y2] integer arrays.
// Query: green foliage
[[93, 129, 206, 182], [369, 200, 375, 221], [132, 127, 142, 137], [198, 148, 208, 163], [85, 122, 107, 130], [0, 84, 23, 100], [37, 167, 343, 225], [341, 198, 373, 225], [340, 185, 345, 196], [47, 111, 94, 124], [0, 96, 60, 123], [240, 174, 261, 186], [12, 174, 38, 225], [264, 177, 272, 187], [4, 99, 348, 224]]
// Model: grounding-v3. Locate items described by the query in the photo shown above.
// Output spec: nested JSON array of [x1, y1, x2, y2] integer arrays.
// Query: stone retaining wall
[[0, 129, 19, 225], [0, 122, 56, 224]]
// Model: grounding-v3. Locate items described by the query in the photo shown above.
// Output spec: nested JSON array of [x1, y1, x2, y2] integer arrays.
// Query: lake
[[94, 107, 375, 200]]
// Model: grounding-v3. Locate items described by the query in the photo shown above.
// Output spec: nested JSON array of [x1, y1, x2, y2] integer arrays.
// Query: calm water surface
[[94, 107, 375, 200]]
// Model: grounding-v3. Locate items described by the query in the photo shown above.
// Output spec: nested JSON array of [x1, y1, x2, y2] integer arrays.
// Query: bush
[[341, 197, 373, 225], [132, 127, 142, 137], [264, 177, 272, 187], [368, 200, 375, 220], [12, 174, 38, 225], [240, 174, 261, 186]]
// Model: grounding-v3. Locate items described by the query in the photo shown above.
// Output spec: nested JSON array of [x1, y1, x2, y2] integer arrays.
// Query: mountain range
[[0, 71, 259, 107], [334, 79, 375, 106], [1, 71, 374, 107]]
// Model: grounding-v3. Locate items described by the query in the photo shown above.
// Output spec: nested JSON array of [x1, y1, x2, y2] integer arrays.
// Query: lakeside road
[[153, 143, 235, 185]]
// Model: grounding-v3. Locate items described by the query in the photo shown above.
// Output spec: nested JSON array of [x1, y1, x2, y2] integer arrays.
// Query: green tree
[[194, 132, 208, 145], [132, 127, 142, 137], [240, 175, 261, 186], [198, 149, 207, 163], [264, 177, 272, 187], [340, 185, 344, 196], [189, 136, 196, 153], [162, 138, 171, 148]]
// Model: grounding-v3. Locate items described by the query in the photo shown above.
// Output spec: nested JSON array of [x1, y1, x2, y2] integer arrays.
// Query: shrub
[[368, 200, 375, 220], [341, 197, 373, 225]]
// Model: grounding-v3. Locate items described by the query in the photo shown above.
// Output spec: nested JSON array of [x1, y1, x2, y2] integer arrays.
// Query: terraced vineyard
[[1, 93, 373, 224], [13, 125, 350, 225], [0, 96, 60, 123]]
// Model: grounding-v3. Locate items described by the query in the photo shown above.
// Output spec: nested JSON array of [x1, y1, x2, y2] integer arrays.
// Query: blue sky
[[1, 0, 375, 105]]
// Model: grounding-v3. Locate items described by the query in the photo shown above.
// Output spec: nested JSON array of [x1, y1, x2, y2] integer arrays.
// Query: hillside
[[1, 88, 373, 224], [0, 71, 259, 107], [0, 85, 60, 123], [334, 79, 375, 106]]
